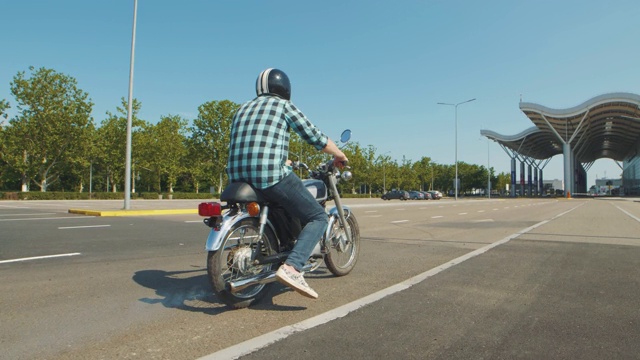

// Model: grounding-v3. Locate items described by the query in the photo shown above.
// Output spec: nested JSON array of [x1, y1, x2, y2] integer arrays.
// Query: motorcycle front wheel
[[207, 218, 277, 309], [324, 213, 360, 276]]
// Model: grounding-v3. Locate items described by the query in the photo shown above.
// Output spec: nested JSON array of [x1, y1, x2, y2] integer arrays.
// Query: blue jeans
[[261, 172, 328, 272]]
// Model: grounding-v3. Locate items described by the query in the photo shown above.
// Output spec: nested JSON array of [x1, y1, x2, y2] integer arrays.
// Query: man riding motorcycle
[[226, 68, 348, 299]]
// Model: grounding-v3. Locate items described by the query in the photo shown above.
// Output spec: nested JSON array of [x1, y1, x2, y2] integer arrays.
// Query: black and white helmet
[[256, 68, 291, 100]]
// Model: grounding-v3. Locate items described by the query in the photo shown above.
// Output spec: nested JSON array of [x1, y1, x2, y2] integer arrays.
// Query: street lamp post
[[124, 0, 138, 210], [486, 138, 491, 199], [381, 151, 391, 193], [437, 98, 476, 200]]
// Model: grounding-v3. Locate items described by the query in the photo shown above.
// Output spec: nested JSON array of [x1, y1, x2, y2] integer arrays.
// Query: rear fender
[[205, 211, 277, 252]]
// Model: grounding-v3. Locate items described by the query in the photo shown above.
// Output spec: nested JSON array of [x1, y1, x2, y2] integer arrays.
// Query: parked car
[[427, 190, 442, 200], [381, 190, 410, 200], [420, 191, 432, 200], [409, 191, 425, 200]]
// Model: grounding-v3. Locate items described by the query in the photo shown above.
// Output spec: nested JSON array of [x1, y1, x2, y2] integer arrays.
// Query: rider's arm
[[322, 138, 349, 168]]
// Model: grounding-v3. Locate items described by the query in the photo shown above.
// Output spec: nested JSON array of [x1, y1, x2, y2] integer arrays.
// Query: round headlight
[[341, 171, 353, 181]]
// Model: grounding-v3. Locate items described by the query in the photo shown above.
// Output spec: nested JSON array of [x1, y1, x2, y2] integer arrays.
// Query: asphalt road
[[1, 197, 639, 360]]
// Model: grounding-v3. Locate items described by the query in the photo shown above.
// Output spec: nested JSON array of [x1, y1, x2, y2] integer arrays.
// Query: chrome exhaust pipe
[[228, 262, 318, 293], [229, 271, 277, 293]]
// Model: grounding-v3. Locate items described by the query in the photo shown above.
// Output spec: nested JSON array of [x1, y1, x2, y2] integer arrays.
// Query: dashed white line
[[458, 212, 468, 215], [431, 216, 443, 219], [0, 253, 81, 264], [0, 213, 57, 217], [0, 216, 94, 222], [614, 204, 640, 222], [58, 225, 111, 230], [391, 220, 409, 223]]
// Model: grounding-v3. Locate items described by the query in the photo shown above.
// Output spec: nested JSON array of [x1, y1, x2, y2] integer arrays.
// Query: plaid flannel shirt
[[226, 95, 328, 189]]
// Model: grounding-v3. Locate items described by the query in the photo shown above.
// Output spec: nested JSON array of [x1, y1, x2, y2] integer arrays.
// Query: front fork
[[326, 173, 353, 247]]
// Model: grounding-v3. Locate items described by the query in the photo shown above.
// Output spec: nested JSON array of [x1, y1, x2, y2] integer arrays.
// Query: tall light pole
[[124, 0, 138, 210], [437, 98, 476, 200], [381, 151, 391, 193], [486, 137, 491, 199]]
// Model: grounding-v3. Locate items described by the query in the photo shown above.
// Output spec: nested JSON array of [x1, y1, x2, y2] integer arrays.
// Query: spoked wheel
[[324, 214, 360, 276], [207, 218, 277, 309]]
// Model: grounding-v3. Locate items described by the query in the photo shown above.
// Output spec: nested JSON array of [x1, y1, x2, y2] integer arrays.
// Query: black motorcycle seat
[[220, 182, 266, 203]]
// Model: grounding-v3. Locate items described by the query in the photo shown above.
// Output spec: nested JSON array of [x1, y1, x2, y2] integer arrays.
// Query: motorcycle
[[198, 130, 360, 309]]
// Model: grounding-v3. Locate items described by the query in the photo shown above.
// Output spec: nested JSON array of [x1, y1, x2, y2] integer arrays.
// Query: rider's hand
[[333, 153, 349, 169]]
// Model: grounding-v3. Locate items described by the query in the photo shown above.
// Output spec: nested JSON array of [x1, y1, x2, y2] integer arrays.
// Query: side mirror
[[340, 129, 352, 144]]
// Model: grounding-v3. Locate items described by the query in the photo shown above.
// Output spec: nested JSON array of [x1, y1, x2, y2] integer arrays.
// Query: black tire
[[324, 214, 360, 276], [207, 218, 278, 309]]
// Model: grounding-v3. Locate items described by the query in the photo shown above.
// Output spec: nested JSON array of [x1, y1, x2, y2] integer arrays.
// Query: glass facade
[[622, 138, 640, 196]]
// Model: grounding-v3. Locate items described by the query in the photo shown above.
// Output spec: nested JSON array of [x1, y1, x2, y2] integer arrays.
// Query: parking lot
[[2, 198, 639, 359]]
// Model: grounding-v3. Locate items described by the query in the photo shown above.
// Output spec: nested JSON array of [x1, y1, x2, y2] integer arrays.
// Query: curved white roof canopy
[[482, 92, 640, 162]]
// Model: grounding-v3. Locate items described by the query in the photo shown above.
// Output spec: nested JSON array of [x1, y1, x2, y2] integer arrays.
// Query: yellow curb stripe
[[68, 209, 198, 217]]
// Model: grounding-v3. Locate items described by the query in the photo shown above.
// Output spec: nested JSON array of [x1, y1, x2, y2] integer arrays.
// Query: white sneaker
[[275, 265, 319, 299]]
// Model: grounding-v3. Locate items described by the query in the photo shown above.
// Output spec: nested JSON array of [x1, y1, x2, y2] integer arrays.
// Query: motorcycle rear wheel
[[324, 214, 360, 276], [207, 218, 277, 309]]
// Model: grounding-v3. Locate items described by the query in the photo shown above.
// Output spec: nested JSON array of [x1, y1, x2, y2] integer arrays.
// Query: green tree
[[183, 136, 207, 193], [411, 156, 433, 191], [496, 172, 511, 195], [189, 100, 240, 193], [140, 115, 188, 193], [397, 156, 416, 190], [358, 145, 377, 196], [8, 66, 94, 191], [341, 142, 368, 194], [97, 98, 145, 192], [60, 121, 97, 192], [0, 99, 9, 120]]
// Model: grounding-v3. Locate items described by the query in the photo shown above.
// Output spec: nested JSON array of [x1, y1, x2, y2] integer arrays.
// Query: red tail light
[[198, 202, 222, 217]]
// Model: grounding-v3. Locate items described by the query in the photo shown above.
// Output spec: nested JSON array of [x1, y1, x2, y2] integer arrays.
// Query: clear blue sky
[[2, 0, 639, 186]]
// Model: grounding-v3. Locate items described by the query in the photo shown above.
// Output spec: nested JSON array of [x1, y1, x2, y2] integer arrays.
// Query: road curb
[[68, 208, 198, 217]]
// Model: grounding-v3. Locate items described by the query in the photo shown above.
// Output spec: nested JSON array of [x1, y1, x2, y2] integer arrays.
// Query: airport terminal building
[[481, 93, 640, 197]]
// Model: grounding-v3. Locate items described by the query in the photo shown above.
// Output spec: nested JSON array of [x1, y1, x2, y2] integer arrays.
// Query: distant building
[[593, 178, 622, 196], [543, 179, 563, 194]]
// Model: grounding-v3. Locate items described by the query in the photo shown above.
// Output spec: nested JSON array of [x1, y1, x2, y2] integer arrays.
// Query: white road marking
[[431, 215, 443, 219], [471, 219, 494, 223], [614, 204, 640, 222], [364, 210, 378, 213], [199, 202, 585, 360], [0, 253, 81, 264], [0, 213, 57, 217], [395, 209, 406, 211], [58, 225, 111, 230], [185, 220, 203, 223], [391, 220, 409, 223], [366, 215, 382, 218], [0, 216, 94, 222], [458, 212, 468, 215], [477, 210, 485, 213]]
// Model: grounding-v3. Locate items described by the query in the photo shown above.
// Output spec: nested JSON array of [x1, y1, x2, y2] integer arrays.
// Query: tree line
[[0, 66, 511, 196]]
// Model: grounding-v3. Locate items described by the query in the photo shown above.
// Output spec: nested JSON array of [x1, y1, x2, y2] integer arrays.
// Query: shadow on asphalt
[[132, 267, 310, 313]]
